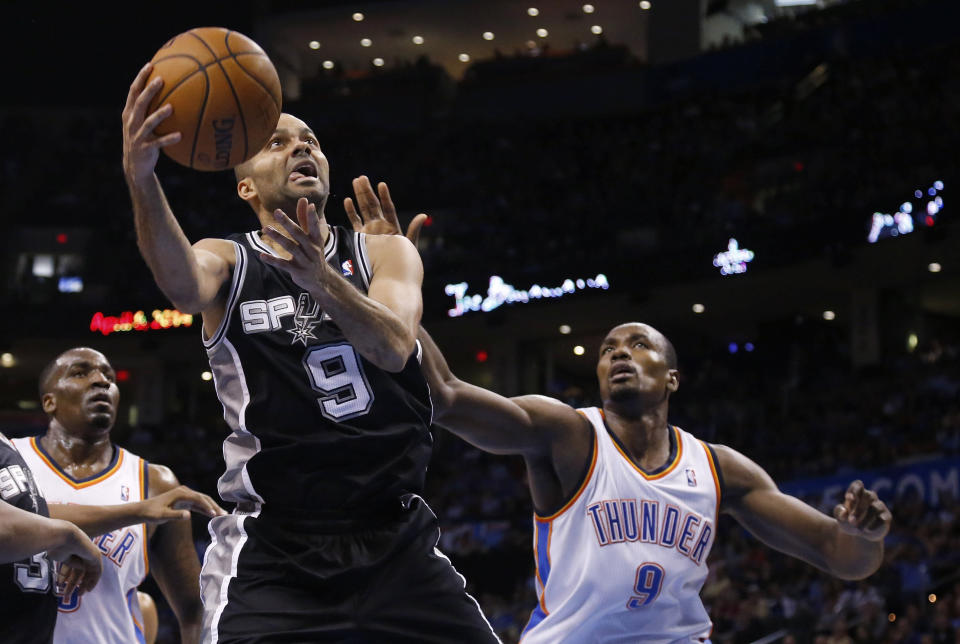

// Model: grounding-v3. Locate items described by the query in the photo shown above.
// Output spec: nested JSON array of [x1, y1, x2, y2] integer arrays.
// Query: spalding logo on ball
[[146, 27, 282, 172]]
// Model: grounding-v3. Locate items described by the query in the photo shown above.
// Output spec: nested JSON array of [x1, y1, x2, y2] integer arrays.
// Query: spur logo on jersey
[[0, 464, 41, 512], [341, 260, 354, 276], [585, 498, 714, 566], [240, 292, 331, 346]]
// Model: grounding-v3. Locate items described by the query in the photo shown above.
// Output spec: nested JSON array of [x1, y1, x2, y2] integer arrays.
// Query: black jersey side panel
[[0, 434, 57, 644], [206, 227, 433, 516]]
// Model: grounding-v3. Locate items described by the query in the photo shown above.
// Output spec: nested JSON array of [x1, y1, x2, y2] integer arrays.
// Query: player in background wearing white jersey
[[348, 208, 893, 644], [13, 347, 224, 644]]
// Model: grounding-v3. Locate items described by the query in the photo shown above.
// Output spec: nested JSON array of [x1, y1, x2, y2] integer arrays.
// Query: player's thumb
[[407, 213, 428, 247]]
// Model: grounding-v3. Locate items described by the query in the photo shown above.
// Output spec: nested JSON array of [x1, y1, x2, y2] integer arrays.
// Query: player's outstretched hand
[[122, 62, 182, 184], [344, 176, 427, 246], [833, 480, 892, 542], [260, 198, 336, 293], [49, 524, 102, 598], [139, 484, 226, 524]]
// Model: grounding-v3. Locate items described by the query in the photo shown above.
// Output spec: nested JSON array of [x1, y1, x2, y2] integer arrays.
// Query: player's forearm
[[311, 276, 417, 372], [418, 327, 538, 455], [48, 502, 152, 538], [823, 528, 884, 580], [128, 174, 207, 311], [0, 503, 80, 564]]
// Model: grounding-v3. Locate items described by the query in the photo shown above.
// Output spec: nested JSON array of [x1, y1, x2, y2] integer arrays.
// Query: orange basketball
[[146, 27, 282, 172]]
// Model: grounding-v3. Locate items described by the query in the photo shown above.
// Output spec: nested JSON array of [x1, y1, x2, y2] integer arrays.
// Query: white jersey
[[13, 437, 149, 644], [520, 408, 722, 644]]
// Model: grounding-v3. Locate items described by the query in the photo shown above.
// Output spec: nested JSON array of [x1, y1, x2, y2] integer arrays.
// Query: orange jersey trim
[[140, 459, 150, 577], [700, 441, 722, 526], [608, 425, 683, 481], [30, 437, 124, 490]]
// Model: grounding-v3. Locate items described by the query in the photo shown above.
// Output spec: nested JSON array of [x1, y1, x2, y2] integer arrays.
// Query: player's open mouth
[[289, 162, 318, 183], [610, 364, 635, 382]]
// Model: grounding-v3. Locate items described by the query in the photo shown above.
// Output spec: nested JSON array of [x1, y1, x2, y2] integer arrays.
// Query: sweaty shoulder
[[363, 235, 422, 271], [147, 463, 181, 497], [194, 238, 238, 268], [512, 394, 586, 435]]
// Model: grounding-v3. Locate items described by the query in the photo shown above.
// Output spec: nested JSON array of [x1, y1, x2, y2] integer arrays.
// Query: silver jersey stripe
[[208, 337, 264, 504], [247, 225, 338, 260], [203, 242, 247, 350], [200, 511, 260, 644], [354, 232, 373, 289]]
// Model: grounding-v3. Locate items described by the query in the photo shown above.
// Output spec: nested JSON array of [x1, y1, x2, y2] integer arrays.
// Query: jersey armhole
[[202, 241, 247, 350], [534, 415, 598, 520], [703, 442, 726, 509], [354, 232, 373, 289]]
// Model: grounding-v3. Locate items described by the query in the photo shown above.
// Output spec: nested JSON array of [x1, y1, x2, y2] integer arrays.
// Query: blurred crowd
[[1, 0, 958, 641]]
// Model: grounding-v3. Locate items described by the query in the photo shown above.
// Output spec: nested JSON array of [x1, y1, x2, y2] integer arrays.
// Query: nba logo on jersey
[[341, 260, 354, 276], [685, 468, 697, 487], [120, 485, 130, 501]]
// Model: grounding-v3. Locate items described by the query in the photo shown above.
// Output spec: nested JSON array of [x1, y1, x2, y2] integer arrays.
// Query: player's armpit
[[714, 444, 884, 580]]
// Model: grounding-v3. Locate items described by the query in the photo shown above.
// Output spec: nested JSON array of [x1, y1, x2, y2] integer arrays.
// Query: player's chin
[[87, 411, 115, 429], [286, 181, 328, 202], [608, 383, 641, 402]]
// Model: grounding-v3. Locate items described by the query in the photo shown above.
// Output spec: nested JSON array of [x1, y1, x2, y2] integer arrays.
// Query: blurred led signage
[[445, 274, 610, 318], [90, 309, 194, 336], [867, 181, 944, 243], [713, 239, 754, 276]]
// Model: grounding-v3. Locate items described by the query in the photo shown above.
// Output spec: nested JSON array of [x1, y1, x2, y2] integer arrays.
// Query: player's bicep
[[190, 239, 235, 312], [717, 445, 835, 570], [435, 388, 575, 457], [366, 236, 423, 334]]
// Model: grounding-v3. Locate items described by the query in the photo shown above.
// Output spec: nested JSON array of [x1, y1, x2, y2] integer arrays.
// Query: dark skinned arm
[[715, 444, 892, 580], [146, 464, 204, 644]]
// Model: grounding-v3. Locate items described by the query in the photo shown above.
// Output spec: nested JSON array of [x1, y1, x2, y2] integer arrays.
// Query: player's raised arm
[[260, 177, 424, 372], [714, 444, 891, 580], [418, 327, 583, 457], [122, 62, 233, 314]]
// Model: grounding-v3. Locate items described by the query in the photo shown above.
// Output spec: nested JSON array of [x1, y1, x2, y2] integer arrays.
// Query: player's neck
[[254, 205, 329, 257], [42, 422, 114, 475], [602, 402, 671, 471]]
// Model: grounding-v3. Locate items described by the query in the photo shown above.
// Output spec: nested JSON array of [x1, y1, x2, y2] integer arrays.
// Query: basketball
[[146, 27, 282, 172]]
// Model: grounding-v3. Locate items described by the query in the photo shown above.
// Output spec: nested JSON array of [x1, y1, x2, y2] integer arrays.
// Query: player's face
[[244, 113, 330, 211], [596, 323, 678, 405], [45, 348, 119, 433]]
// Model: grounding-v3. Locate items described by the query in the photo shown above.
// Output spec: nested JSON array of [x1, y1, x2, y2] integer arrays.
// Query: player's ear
[[237, 177, 258, 203], [666, 369, 679, 394], [41, 393, 57, 415]]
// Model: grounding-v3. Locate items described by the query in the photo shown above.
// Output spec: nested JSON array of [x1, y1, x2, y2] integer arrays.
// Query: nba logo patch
[[685, 468, 697, 487], [120, 485, 130, 502], [341, 260, 354, 276]]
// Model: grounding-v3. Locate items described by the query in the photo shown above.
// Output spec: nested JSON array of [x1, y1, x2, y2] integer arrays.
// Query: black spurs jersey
[[204, 226, 433, 517], [0, 433, 56, 644]]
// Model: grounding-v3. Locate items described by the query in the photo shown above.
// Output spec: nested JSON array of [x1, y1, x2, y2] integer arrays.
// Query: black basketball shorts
[[199, 496, 501, 643]]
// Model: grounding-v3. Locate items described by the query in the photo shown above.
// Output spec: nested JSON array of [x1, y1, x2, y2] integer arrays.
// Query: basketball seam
[[153, 54, 206, 108], [224, 34, 282, 114], [188, 30, 249, 164], [230, 54, 281, 113]]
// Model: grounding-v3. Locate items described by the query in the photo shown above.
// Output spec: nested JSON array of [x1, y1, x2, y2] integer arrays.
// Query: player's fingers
[[406, 213, 428, 246], [131, 76, 165, 128], [262, 225, 306, 263], [60, 561, 81, 598], [378, 182, 399, 223], [258, 251, 295, 273], [147, 131, 183, 150], [833, 504, 848, 522], [344, 197, 363, 231], [137, 103, 174, 139], [304, 202, 324, 246], [352, 176, 380, 218], [124, 63, 154, 118], [81, 561, 101, 593], [852, 486, 876, 524]]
